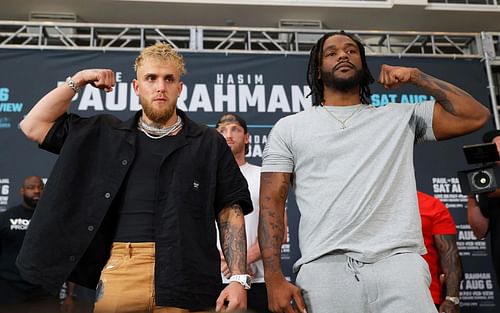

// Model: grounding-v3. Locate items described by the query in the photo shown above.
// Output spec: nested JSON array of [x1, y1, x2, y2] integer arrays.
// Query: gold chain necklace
[[322, 105, 364, 129]]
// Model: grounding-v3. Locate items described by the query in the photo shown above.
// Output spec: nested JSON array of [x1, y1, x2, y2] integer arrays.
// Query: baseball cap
[[215, 113, 248, 133]]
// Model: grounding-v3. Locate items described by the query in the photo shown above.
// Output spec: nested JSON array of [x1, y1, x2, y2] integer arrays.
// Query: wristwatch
[[229, 274, 252, 290], [445, 296, 460, 305]]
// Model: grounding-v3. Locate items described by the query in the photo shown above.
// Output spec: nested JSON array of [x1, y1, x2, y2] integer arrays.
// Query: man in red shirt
[[418, 191, 462, 313]]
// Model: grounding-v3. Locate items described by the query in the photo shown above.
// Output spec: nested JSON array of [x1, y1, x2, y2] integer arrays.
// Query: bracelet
[[65, 76, 81, 93]]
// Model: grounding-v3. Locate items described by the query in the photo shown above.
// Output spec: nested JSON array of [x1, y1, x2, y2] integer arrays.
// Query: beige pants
[[94, 242, 208, 313]]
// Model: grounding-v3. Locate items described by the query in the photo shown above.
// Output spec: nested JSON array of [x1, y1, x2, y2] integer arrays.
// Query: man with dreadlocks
[[258, 31, 490, 313]]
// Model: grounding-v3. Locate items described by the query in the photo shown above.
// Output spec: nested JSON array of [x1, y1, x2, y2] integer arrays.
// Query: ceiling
[[1, 0, 499, 33]]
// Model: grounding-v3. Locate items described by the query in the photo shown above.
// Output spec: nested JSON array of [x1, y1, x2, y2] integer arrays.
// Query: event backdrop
[[0, 48, 497, 311]]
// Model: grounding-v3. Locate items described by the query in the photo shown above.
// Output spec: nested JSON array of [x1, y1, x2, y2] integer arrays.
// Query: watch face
[[230, 275, 251, 288], [446, 296, 459, 305]]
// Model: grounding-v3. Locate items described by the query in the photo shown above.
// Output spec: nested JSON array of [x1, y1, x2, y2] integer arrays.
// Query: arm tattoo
[[418, 72, 471, 115], [258, 172, 289, 275], [435, 234, 463, 296], [219, 204, 247, 275]]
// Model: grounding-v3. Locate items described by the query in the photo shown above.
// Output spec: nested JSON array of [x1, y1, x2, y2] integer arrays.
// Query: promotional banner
[[0, 48, 496, 311]]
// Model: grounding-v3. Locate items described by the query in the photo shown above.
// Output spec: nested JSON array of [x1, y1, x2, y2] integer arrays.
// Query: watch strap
[[445, 296, 460, 305], [229, 274, 251, 290]]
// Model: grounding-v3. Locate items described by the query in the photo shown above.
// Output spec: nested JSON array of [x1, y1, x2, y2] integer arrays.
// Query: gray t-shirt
[[261, 101, 435, 271]]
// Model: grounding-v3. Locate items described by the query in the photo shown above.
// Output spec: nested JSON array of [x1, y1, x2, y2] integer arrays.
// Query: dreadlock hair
[[307, 31, 375, 106]]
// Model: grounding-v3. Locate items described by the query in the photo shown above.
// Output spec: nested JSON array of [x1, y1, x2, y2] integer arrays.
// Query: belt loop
[[126, 242, 132, 258]]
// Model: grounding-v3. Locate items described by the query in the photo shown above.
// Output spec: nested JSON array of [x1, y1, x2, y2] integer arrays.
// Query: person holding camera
[[467, 129, 500, 289]]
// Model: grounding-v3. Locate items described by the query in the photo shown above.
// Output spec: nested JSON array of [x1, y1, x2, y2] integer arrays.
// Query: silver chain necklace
[[137, 116, 183, 139], [322, 104, 364, 129]]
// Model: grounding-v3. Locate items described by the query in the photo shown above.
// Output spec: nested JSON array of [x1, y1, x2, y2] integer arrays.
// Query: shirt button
[[104, 192, 111, 199], [69, 256, 76, 262], [88, 225, 95, 232], [121, 159, 128, 166]]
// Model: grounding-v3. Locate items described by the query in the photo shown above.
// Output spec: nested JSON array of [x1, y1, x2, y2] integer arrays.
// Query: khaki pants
[[94, 242, 208, 313]]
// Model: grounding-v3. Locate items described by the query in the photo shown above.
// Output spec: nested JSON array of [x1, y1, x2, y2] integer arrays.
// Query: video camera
[[457, 142, 500, 194]]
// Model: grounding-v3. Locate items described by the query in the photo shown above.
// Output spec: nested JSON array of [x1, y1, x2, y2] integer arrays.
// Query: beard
[[23, 195, 38, 209], [321, 66, 364, 92], [140, 96, 176, 126]]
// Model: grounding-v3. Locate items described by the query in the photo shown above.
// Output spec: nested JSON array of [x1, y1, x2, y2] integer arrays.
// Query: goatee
[[23, 195, 38, 209], [321, 67, 364, 92], [142, 106, 175, 126], [140, 96, 176, 126]]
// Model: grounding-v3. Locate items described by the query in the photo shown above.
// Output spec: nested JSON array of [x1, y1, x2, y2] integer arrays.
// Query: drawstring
[[346, 256, 363, 282]]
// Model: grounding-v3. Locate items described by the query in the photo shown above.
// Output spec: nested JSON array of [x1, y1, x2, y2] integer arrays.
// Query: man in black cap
[[467, 129, 500, 288]]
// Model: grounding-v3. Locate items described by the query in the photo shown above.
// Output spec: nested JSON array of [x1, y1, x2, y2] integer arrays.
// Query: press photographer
[[467, 129, 500, 289]]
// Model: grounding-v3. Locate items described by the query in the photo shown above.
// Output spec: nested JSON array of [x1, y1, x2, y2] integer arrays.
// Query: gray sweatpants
[[296, 252, 438, 313]]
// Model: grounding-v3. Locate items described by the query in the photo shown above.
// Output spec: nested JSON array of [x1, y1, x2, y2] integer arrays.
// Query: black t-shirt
[[0, 205, 46, 303], [113, 130, 183, 242], [478, 195, 500, 287]]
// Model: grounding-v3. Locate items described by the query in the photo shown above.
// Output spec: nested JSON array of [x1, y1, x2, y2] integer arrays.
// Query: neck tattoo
[[322, 104, 364, 129], [137, 116, 183, 139]]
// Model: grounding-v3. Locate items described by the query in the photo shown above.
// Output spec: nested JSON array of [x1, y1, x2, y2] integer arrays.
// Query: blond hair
[[134, 42, 186, 75]]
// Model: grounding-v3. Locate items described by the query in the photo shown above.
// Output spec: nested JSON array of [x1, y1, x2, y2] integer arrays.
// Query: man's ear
[[177, 81, 183, 97], [132, 79, 139, 95]]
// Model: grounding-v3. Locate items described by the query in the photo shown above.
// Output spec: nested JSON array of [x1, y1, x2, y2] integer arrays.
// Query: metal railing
[[0, 21, 484, 59], [0, 21, 196, 51], [429, 0, 498, 5], [488, 32, 500, 62], [482, 32, 500, 128]]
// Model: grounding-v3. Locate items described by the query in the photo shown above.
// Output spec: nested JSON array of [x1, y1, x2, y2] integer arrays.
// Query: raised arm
[[20, 69, 115, 144], [259, 172, 306, 313], [434, 234, 462, 313], [216, 203, 247, 311], [378, 64, 490, 140]]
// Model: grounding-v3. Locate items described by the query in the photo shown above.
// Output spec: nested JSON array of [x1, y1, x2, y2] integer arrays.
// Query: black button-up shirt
[[16, 110, 252, 310]]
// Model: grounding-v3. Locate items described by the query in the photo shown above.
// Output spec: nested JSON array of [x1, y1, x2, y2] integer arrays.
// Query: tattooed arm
[[435, 234, 462, 313], [378, 64, 490, 140], [259, 172, 306, 313], [215, 203, 248, 311], [219, 203, 247, 275]]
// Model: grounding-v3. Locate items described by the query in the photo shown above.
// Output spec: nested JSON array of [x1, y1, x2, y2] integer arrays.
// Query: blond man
[[17, 43, 252, 313]]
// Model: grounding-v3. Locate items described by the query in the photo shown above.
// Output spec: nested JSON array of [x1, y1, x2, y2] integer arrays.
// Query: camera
[[457, 143, 500, 194]]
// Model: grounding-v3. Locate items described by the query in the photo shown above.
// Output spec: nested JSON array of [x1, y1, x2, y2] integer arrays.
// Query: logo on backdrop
[[370, 93, 434, 107], [456, 223, 488, 257], [0, 87, 24, 113], [0, 116, 11, 129], [0, 178, 10, 212], [460, 272, 496, 308], [63, 72, 312, 114], [431, 176, 466, 209], [247, 133, 268, 159]]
